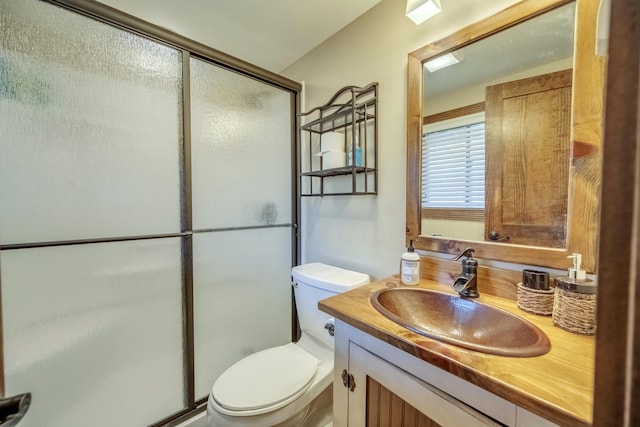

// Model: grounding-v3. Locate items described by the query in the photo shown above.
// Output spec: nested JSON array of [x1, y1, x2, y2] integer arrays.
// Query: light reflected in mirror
[[421, 2, 575, 248]]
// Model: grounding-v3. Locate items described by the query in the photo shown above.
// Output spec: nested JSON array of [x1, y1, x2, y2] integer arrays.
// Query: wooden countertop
[[319, 275, 594, 427]]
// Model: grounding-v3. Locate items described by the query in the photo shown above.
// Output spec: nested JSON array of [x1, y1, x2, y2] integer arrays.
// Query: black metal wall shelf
[[300, 166, 374, 178], [298, 83, 378, 197]]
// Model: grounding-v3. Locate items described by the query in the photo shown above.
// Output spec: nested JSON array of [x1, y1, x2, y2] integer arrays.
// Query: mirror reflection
[[420, 3, 576, 248]]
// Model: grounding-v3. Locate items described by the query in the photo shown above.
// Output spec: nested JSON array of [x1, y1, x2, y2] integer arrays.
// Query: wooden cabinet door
[[485, 69, 572, 247], [365, 376, 442, 427], [347, 343, 501, 427]]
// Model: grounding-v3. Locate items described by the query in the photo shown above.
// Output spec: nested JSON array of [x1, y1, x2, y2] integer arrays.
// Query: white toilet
[[206, 262, 370, 427]]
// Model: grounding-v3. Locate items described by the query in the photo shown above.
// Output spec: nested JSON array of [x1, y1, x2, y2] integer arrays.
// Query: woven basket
[[516, 282, 554, 316], [552, 287, 597, 335]]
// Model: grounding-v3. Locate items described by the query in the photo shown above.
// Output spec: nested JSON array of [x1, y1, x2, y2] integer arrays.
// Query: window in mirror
[[422, 111, 485, 229]]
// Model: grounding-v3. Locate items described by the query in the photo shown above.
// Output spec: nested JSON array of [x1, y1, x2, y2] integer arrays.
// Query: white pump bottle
[[401, 240, 420, 285]]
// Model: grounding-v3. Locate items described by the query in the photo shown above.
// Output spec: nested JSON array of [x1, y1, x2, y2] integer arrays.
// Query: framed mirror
[[406, 0, 605, 271]]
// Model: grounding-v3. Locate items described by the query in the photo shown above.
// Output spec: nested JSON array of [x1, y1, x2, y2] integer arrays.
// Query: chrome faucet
[[451, 248, 479, 298]]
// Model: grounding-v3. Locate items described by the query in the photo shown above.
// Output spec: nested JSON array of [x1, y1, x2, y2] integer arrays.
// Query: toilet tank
[[291, 263, 370, 348]]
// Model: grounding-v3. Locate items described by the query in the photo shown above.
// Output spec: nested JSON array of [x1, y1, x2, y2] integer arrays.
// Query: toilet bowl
[[207, 263, 369, 427]]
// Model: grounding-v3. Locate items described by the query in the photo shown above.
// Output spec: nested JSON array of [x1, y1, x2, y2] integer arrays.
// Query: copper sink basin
[[370, 288, 550, 357]]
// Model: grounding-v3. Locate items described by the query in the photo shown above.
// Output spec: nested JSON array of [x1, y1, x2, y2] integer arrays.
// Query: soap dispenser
[[400, 240, 420, 285], [552, 253, 597, 335]]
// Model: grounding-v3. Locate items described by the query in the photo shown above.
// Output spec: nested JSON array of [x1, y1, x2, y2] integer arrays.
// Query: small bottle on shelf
[[347, 136, 363, 167]]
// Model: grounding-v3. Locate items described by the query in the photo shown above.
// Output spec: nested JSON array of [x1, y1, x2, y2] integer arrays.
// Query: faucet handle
[[452, 247, 475, 261]]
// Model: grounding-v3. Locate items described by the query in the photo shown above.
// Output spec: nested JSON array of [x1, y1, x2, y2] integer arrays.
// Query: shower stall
[[0, 1, 300, 426]]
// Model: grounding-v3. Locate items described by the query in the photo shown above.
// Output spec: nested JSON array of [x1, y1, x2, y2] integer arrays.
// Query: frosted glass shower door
[[190, 58, 293, 229], [0, 239, 185, 427], [1, 1, 186, 426], [0, 0, 183, 245], [190, 58, 294, 398], [192, 229, 293, 396]]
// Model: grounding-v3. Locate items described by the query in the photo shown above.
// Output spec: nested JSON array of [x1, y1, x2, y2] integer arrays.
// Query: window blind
[[422, 117, 485, 209]]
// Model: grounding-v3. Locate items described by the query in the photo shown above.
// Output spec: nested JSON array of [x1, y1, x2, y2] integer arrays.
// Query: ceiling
[[95, 0, 383, 72]]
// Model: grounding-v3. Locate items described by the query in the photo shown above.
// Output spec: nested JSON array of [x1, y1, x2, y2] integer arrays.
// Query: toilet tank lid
[[291, 263, 370, 293]]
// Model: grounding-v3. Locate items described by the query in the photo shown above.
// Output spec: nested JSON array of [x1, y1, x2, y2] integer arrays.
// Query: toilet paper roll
[[315, 150, 346, 170], [320, 132, 344, 153]]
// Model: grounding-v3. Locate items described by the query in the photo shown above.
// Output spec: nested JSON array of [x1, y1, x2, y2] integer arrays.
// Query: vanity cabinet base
[[333, 319, 558, 427]]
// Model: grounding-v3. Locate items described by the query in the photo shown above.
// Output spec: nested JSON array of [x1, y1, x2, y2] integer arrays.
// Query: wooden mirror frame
[[593, 0, 640, 421], [406, 0, 605, 271]]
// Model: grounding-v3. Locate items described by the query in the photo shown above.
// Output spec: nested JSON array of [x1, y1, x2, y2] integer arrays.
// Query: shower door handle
[[0, 393, 31, 426]]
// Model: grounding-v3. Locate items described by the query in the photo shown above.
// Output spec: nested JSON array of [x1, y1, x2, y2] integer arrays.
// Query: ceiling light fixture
[[406, 0, 442, 25], [424, 52, 463, 72]]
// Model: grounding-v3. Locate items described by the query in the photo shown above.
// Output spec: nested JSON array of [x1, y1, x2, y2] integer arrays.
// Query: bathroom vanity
[[319, 276, 594, 427]]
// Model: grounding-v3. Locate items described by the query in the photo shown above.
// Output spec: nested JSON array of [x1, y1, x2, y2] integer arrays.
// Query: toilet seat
[[212, 343, 319, 416]]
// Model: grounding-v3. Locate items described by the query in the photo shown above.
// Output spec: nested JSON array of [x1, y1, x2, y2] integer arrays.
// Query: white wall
[[283, 0, 520, 280]]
